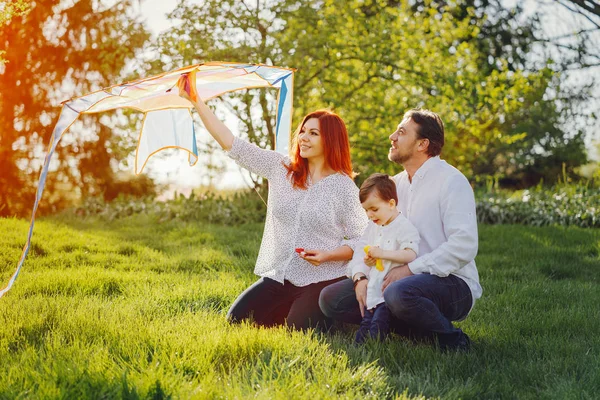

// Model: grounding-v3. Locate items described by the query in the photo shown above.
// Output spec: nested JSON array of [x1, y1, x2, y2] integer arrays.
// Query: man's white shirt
[[398, 156, 482, 303]]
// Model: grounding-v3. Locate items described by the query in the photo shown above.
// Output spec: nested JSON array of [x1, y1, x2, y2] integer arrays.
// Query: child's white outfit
[[351, 213, 420, 343], [353, 213, 420, 310]]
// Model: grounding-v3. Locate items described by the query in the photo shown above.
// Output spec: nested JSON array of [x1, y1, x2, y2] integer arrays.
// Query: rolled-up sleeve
[[226, 136, 286, 180], [397, 219, 420, 256]]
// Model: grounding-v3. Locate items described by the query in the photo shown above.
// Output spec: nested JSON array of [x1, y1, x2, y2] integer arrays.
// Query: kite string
[[252, 185, 268, 207]]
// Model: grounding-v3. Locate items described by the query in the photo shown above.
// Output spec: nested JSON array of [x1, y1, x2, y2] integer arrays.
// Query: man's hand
[[354, 278, 368, 318], [301, 249, 330, 266], [382, 264, 414, 291]]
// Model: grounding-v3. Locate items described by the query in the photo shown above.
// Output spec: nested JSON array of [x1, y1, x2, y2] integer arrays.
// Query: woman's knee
[[226, 301, 249, 324], [226, 277, 275, 324]]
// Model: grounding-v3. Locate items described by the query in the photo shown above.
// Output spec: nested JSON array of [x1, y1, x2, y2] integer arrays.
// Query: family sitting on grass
[[179, 74, 482, 351]]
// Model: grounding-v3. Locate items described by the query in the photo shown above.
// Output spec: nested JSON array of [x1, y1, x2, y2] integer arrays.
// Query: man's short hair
[[404, 109, 445, 157], [359, 173, 398, 204]]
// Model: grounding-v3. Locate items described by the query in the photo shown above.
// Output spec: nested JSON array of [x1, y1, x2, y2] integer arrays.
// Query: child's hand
[[364, 253, 377, 267], [364, 245, 384, 271], [367, 246, 383, 259]]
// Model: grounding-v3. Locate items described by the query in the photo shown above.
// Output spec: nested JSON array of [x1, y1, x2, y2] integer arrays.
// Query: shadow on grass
[[318, 322, 599, 399]]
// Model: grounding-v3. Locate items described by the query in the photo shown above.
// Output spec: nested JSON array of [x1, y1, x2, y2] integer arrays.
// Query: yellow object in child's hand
[[364, 245, 384, 272]]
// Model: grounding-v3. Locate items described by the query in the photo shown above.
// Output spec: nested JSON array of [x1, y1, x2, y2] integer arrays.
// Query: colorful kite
[[0, 62, 295, 298]]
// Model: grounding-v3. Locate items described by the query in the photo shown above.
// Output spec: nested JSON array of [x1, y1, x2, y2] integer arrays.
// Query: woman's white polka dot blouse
[[227, 136, 368, 287]]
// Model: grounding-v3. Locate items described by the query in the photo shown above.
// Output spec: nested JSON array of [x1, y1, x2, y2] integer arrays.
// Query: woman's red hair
[[285, 110, 353, 189]]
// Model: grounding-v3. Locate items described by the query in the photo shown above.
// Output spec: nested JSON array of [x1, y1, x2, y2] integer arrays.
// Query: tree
[[0, 0, 30, 62], [0, 0, 150, 217], [559, 0, 600, 27], [278, 0, 589, 185], [157, 0, 591, 188]]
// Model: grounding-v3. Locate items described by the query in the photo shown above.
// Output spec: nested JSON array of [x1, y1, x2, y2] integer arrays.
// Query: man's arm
[[408, 174, 478, 277]]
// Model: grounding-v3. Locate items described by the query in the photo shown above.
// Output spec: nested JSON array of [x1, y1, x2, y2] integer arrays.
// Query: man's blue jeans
[[319, 273, 473, 349]]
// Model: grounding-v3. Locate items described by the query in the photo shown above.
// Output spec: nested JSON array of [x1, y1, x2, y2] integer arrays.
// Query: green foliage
[[72, 188, 268, 225], [0, 0, 29, 28], [0, 0, 150, 217], [157, 0, 591, 189], [477, 182, 600, 228], [67, 181, 599, 230], [279, 1, 590, 184], [0, 1, 31, 78], [0, 217, 599, 398], [1, 0, 594, 220]]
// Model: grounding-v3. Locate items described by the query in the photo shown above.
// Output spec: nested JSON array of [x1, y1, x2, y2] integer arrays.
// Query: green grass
[[1, 215, 599, 399]]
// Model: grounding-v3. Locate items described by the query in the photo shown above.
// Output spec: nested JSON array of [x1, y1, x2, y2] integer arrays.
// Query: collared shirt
[[350, 156, 482, 303], [227, 137, 368, 287], [400, 156, 482, 301], [351, 215, 420, 309]]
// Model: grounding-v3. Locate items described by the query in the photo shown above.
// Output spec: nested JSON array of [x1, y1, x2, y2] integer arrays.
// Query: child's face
[[361, 192, 397, 226]]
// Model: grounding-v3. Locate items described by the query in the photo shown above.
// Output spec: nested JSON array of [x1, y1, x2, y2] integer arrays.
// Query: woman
[[178, 76, 367, 331]]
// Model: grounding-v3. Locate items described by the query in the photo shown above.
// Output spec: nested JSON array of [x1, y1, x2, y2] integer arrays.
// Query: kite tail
[[0, 104, 76, 298], [0, 136, 58, 298]]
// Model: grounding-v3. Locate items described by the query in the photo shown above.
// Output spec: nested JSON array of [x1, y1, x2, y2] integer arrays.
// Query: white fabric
[[68, 63, 294, 172], [351, 216, 420, 309], [136, 109, 197, 173], [401, 157, 482, 301], [227, 137, 368, 287]]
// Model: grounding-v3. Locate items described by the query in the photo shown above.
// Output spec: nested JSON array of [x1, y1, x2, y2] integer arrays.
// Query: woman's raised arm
[[178, 74, 234, 151]]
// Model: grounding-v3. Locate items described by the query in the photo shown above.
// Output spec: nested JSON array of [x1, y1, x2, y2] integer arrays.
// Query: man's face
[[388, 117, 420, 165]]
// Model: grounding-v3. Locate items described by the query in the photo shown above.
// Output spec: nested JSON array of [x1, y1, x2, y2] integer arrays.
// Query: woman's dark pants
[[227, 276, 345, 331]]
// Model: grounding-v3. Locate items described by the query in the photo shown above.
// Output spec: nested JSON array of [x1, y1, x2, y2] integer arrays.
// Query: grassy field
[[0, 215, 599, 399]]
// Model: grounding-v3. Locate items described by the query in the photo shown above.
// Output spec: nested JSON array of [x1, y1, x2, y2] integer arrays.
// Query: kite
[[0, 62, 295, 298]]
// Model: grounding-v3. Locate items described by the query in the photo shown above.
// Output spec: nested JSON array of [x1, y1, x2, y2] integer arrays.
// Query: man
[[319, 109, 482, 350]]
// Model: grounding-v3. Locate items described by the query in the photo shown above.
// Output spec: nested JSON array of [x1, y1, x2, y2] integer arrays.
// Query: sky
[[133, 0, 600, 193]]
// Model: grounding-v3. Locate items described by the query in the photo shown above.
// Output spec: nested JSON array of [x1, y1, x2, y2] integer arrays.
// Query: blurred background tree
[[1, 0, 598, 217], [278, 0, 596, 187], [155, 0, 597, 188], [0, 0, 150, 217]]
